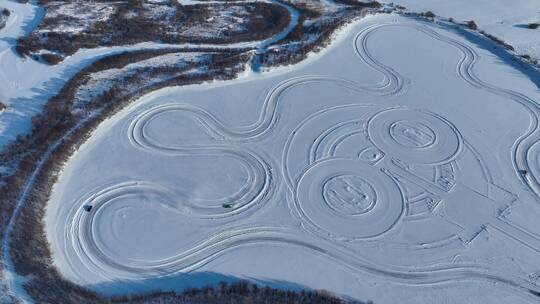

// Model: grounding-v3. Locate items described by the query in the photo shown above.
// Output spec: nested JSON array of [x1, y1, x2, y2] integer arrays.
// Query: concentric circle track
[[367, 107, 463, 165], [295, 159, 405, 241]]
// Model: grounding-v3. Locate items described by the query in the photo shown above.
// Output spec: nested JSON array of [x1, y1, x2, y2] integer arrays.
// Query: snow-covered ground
[[0, 0, 298, 149], [384, 0, 540, 60], [72, 52, 211, 113], [46, 13, 540, 303], [38, 1, 115, 34]]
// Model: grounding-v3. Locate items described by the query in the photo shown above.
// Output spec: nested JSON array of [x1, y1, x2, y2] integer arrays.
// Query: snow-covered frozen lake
[[46, 14, 540, 303]]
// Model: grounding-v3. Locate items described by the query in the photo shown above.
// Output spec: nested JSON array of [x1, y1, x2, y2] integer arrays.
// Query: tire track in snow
[[70, 223, 540, 301], [128, 106, 273, 218], [0, 0, 299, 302], [362, 22, 540, 202], [45, 18, 540, 303]]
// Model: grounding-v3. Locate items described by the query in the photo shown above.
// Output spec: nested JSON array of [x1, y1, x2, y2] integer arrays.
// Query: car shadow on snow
[[513, 23, 536, 29]]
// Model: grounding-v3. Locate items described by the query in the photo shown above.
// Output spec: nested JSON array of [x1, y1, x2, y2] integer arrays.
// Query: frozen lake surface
[[46, 14, 540, 303]]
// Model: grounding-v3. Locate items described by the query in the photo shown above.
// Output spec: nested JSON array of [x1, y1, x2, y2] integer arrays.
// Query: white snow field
[[46, 14, 540, 303], [386, 0, 540, 60]]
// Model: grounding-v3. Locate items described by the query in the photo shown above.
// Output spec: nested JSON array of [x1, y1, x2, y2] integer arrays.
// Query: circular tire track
[[367, 107, 463, 165], [295, 159, 405, 241]]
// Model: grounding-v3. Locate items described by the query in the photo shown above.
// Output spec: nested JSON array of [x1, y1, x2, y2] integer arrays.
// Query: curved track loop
[[359, 22, 540, 199], [309, 118, 366, 163], [67, 182, 179, 276], [282, 104, 377, 191], [367, 107, 463, 165], [128, 112, 272, 218], [128, 75, 403, 145], [70, 222, 540, 300], [353, 23, 406, 96]]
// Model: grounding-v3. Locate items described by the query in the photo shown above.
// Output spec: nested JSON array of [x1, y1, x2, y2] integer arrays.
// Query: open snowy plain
[[44, 13, 540, 303]]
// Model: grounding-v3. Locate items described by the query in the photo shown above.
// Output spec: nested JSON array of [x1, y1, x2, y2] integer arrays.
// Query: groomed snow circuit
[[45, 14, 540, 303]]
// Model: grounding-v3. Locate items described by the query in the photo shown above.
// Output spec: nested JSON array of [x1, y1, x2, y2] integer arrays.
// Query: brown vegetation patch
[[17, 0, 291, 64]]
